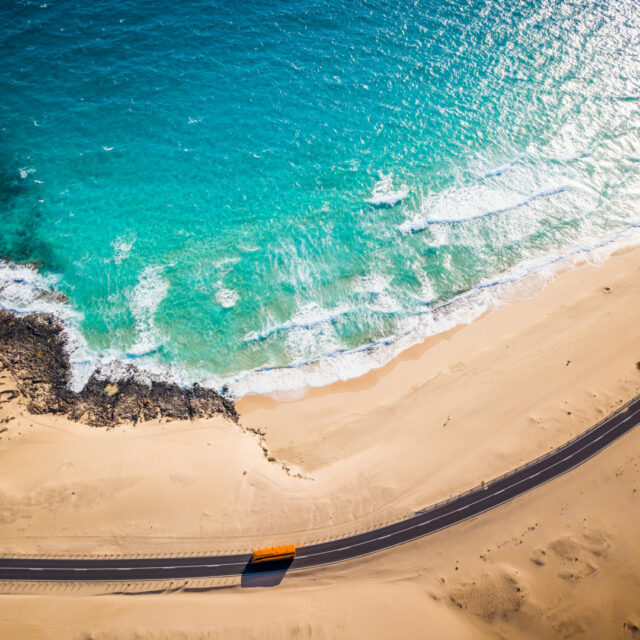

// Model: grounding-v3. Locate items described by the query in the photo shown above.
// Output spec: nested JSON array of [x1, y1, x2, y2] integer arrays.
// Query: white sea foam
[[244, 301, 353, 343], [418, 275, 436, 303], [353, 272, 400, 313], [398, 183, 582, 234], [284, 322, 341, 363], [215, 287, 239, 308], [212, 256, 241, 271], [127, 265, 169, 356], [482, 155, 524, 178], [627, 140, 640, 163], [238, 243, 260, 253], [0, 260, 93, 391], [111, 235, 136, 264], [354, 272, 390, 295], [18, 167, 35, 179], [366, 172, 410, 207], [0, 261, 64, 316]]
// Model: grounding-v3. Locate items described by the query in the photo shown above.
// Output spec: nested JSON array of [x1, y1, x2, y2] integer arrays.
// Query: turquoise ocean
[[1, 0, 639, 396]]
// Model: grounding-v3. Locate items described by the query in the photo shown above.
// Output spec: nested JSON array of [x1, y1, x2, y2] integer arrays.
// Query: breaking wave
[[366, 172, 410, 207], [399, 185, 583, 234]]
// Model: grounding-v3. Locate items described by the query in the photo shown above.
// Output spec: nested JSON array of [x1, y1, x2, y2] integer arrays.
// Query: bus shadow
[[241, 558, 294, 588]]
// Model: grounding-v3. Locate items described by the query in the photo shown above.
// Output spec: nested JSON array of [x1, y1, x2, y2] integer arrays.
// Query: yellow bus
[[250, 544, 296, 563]]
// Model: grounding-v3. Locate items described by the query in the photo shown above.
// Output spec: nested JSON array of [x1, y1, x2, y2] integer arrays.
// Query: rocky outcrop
[[0, 310, 237, 427]]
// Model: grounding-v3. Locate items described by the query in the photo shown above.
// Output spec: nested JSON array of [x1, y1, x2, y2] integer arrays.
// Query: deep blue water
[[1, 0, 639, 395]]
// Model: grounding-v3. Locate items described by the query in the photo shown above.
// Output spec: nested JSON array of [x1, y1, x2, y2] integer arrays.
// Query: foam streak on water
[[0, 0, 638, 397]]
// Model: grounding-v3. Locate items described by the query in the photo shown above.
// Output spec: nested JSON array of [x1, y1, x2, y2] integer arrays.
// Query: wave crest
[[399, 184, 582, 234], [366, 172, 410, 207]]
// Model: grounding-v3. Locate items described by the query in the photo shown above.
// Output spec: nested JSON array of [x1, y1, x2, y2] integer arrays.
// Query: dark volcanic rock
[[0, 310, 72, 414], [0, 310, 237, 427]]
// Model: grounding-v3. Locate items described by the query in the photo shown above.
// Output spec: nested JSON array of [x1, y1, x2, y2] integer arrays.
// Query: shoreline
[[209, 229, 640, 398], [239, 245, 628, 411], [3, 227, 640, 402], [0, 310, 237, 428]]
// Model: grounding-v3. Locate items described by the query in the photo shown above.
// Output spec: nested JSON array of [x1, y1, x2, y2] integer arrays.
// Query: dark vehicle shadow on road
[[241, 558, 294, 588]]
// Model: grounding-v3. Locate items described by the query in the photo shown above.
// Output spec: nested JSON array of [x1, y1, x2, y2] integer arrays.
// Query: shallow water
[[1, 0, 639, 395]]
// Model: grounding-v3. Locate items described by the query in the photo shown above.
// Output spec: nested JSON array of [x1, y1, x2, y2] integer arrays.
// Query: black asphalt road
[[2, 397, 640, 582]]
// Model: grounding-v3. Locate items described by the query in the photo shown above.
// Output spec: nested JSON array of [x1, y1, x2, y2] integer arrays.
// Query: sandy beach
[[1, 246, 640, 638]]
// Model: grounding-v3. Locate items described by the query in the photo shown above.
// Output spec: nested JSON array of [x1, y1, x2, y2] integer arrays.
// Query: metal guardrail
[[414, 396, 635, 517]]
